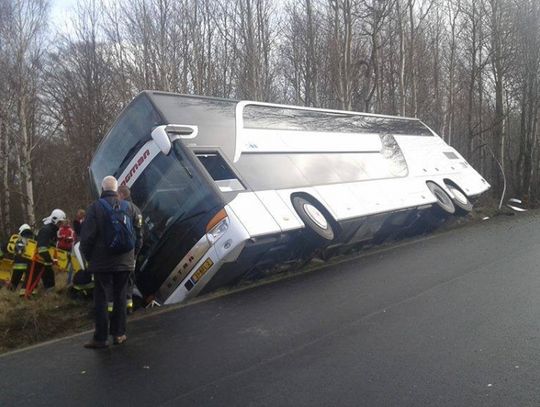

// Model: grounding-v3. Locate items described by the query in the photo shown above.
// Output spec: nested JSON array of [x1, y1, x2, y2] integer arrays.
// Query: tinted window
[[234, 152, 401, 190], [243, 105, 432, 136], [197, 153, 237, 181], [197, 152, 245, 193]]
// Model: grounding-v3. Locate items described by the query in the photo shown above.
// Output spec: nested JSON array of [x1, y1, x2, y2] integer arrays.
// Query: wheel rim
[[448, 186, 468, 206], [426, 182, 455, 214], [303, 203, 329, 230]]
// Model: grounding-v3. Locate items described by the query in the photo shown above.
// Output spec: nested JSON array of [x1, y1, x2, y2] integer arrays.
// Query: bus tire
[[292, 196, 336, 241], [444, 182, 473, 216], [426, 181, 455, 216]]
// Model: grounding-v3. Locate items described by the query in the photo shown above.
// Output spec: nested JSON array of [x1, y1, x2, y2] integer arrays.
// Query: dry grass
[[0, 271, 93, 354]]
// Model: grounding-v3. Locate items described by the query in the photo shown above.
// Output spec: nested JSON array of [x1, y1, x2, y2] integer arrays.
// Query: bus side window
[[196, 152, 245, 192]]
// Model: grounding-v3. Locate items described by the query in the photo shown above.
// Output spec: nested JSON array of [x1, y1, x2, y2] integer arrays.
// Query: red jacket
[[57, 225, 75, 251]]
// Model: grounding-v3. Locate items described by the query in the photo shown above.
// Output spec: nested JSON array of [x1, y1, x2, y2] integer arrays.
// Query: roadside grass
[[0, 271, 93, 354]]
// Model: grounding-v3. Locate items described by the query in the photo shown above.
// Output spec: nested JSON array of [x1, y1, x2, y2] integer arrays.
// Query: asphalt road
[[2, 212, 540, 406]]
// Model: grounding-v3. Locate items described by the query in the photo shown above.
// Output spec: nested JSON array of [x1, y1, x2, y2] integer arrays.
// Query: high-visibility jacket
[[12, 233, 33, 271]]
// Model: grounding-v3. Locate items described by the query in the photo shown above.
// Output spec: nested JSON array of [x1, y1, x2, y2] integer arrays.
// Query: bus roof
[[144, 91, 433, 162], [145, 91, 239, 160]]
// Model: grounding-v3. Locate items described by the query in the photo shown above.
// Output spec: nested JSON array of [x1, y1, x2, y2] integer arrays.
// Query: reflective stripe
[[18, 289, 36, 296], [38, 246, 49, 253], [127, 299, 133, 308], [107, 302, 113, 312], [13, 264, 28, 270], [74, 283, 94, 290]]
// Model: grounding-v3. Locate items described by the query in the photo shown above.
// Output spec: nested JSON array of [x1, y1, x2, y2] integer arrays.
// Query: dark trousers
[[41, 265, 55, 289], [127, 271, 135, 300], [10, 262, 29, 289], [93, 271, 130, 342]]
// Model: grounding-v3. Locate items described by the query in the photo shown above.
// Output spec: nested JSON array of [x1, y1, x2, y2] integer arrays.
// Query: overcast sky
[[49, 0, 77, 33]]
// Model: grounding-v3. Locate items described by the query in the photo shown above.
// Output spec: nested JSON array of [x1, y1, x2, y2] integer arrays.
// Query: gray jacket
[[80, 190, 143, 273]]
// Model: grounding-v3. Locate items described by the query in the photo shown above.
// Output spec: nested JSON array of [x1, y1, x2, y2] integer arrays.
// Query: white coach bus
[[89, 91, 490, 305]]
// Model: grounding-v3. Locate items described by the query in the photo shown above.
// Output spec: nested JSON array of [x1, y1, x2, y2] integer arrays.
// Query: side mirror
[[151, 125, 172, 155], [167, 124, 198, 140], [151, 124, 199, 155]]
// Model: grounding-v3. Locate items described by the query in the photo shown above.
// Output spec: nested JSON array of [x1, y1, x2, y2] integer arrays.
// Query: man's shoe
[[113, 335, 127, 345], [84, 340, 109, 349]]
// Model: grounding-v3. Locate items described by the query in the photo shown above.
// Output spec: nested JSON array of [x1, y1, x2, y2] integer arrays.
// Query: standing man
[[118, 184, 143, 314], [80, 176, 143, 349], [37, 209, 67, 292], [73, 209, 86, 238]]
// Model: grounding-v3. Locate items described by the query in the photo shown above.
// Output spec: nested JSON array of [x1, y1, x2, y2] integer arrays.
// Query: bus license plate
[[191, 258, 214, 283]]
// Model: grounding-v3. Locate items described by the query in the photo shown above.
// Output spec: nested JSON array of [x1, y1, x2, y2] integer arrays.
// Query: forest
[[0, 0, 538, 240]]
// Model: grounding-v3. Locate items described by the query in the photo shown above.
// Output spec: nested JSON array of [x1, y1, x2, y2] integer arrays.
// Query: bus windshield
[[90, 95, 163, 190], [130, 142, 220, 253]]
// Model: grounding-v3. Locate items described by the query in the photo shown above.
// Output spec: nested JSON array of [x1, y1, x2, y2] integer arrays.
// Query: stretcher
[[6, 234, 83, 272], [0, 258, 13, 282], [3, 235, 85, 296]]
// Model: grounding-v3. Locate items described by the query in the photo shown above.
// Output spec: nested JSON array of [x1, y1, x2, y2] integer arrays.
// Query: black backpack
[[98, 198, 136, 254]]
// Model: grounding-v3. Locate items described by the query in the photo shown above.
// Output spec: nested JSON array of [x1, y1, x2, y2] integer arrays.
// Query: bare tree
[[43, 0, 121, 215], [3, 0, 50, 227], [281, 0, 324, 106], [233, 0, 277, 100], [0, 0, 12, 236], [513, 0, 540, 199]]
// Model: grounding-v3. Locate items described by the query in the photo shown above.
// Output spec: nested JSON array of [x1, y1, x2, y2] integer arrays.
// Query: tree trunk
[[408, 0, 418, 117], [0, 115, 9, 236], [490, 0, 505, 195], [396, 0, 406, 116], [18, 94, 36, 227]]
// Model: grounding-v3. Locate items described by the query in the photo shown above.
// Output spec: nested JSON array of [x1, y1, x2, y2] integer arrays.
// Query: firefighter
[[9, 224, 36, 294], [71, 269, 94, 298], [36, 209, 67, 292]]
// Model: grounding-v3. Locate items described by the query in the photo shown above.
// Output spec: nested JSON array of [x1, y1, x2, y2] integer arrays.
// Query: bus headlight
[[207, 218, 229, 244], [206, 209, 229, 245]]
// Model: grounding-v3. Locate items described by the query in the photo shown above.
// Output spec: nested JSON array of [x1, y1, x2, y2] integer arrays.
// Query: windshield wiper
[[172, 143, 193, 178]]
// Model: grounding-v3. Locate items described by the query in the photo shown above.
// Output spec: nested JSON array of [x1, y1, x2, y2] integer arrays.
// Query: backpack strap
[[98, 198, 113, 212], [99, 198, 128, 211]]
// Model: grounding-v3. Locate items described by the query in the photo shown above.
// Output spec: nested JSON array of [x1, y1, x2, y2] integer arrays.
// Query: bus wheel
[[445, 182, 473, 216], [292, 196, 336, 241], [426, 181, 455, 216]]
